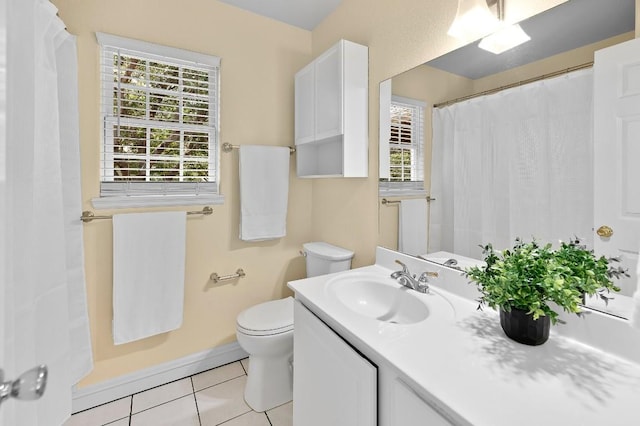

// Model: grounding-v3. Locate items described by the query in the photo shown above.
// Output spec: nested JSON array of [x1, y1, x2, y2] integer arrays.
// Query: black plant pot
[[499, 307, 550, 346]]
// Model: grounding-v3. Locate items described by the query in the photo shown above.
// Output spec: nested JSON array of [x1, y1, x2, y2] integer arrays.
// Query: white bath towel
[[239, 145, 290, 241], [399, 199, 428, 256], [112, 211, 186, 345]]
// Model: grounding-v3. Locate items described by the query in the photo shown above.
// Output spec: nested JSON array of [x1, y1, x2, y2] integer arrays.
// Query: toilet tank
[[303, 242, 354, 278]]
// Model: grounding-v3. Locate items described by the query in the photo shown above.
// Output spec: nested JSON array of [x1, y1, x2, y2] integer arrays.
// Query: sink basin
[[326, 273, 430, 324]]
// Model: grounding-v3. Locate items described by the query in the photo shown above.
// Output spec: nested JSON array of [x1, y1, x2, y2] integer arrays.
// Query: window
[[379, 96, 425, 195], [95, 33, 221, 208]]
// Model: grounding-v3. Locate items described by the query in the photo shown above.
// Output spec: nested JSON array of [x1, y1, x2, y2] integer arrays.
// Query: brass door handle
[[596, 225, 614, 238]]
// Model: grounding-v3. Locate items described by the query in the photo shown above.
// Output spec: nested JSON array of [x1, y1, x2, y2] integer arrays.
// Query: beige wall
[[53, 0, 313, 387]]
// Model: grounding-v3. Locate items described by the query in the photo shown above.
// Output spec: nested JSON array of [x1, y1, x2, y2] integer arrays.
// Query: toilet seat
[[237, 296, 294, 336]]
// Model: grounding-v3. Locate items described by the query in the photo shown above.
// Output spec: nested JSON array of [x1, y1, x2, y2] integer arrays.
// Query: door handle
[[0, 365, 48, 407], [596, 225, 614, 238]]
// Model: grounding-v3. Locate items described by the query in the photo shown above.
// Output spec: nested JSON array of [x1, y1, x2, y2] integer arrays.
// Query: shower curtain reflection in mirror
[[430, 70, 594, 259], [429, 66, 638, 319]]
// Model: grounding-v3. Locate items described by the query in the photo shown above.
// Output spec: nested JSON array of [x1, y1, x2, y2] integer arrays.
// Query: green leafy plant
[[465, 237, 627, 324]]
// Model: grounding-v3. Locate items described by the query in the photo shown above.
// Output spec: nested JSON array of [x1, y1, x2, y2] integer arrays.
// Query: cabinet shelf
[[296, 136, 343, 178]]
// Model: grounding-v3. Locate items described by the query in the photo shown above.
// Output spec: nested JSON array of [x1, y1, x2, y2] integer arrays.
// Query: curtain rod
[[433, 61, 593, 109]]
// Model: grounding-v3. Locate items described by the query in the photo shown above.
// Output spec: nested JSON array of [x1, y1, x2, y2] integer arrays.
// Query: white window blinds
[[380, 96, 425, 193], [97, 33, 220, 201]]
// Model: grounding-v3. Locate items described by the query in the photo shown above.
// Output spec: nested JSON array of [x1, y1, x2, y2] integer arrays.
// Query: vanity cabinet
[[294, 39, 368, 178], [293, 300, 376, 426], [294, 299, 455, 426]]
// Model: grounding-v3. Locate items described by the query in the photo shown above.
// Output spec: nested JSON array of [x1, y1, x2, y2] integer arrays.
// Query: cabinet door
[[294, 62, 315, 145], [392, 379, 453, 426], [314, 42, 343, 140], [293, 300, 376, 426]]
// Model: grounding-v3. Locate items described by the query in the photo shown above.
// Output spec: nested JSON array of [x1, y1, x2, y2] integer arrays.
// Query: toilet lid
[[237, 296, 294, 336], [303, 242, 354, 261]]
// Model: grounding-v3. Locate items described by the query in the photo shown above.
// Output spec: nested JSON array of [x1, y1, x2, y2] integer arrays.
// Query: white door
[[593, 37, 640, 314], [0, 0, 6, 383], [1, 0, 83, 423]]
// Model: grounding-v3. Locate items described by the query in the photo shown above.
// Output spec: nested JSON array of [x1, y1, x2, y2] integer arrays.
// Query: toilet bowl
[[236, 296, 294, 412], [236, 242, 354, 412]]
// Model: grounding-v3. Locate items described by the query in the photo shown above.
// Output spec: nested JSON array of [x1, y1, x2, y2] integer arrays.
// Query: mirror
[[378, 0, 636, 318]]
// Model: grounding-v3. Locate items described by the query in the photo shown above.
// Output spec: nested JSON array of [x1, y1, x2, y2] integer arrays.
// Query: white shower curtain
[[430, 69, 594, 258], [2, 0, 93, 425]]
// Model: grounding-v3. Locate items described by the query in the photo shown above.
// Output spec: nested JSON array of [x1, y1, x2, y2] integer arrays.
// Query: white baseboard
[[72, 342, 248, 413]]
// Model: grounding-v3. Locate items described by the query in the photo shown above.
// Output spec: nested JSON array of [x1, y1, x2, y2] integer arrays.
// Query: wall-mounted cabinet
[[294, 39, 368, 178]]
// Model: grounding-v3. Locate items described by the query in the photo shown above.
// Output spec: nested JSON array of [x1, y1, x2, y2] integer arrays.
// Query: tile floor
[[64, 359, 293, 426]]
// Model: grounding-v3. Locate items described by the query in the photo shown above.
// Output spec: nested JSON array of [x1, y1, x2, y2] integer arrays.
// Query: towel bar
[[222, 142, 296, 155], [80, 206, 213, 223], [210, 268, 246, 283], [381, 197, 435, 206]]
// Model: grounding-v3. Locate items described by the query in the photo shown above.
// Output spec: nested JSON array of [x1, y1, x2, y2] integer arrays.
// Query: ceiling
[[218, 0, 635, 78], [428, 0, 635, 79], [219, 0, 343, 31]]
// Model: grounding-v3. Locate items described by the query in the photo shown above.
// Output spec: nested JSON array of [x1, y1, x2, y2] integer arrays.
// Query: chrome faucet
[[390, 260, 438, 293]]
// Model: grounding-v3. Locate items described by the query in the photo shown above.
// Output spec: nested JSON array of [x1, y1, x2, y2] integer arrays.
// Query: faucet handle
[[395, 259, 410, 274], [418, 271, 439, 282]]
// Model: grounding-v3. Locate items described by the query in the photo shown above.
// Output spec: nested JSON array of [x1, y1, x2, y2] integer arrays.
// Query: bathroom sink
[[326, 272, 431, 324]]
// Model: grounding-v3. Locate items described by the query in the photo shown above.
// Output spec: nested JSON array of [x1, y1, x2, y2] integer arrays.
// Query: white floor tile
[[240, 358, 249, 374], [130, 394, 199, 426], [266, 401, 293, 426], [106, 419, 130, 426], [196, 375, 251, 426], [64, 397, 131, 426], [219, 410, 270, 426], [64, 359, 262, 426], [192, 361, 245, 392], [132, 377, 193, 414]]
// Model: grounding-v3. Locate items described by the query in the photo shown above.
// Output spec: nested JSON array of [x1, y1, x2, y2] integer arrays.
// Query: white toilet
[[235, 241, 354, 412]]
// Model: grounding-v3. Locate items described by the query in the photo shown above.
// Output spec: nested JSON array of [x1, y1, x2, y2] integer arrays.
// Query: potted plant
[[465, 237, 626, 346]]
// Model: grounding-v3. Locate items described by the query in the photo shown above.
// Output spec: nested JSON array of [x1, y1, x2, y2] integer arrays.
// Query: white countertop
[[288, 248, 640, 426]]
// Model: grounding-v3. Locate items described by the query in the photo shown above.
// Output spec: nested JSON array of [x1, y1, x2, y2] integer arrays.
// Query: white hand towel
[[399, 199, 428, 256], [239, 145, 290, 241], [112, 211, 186, 345]]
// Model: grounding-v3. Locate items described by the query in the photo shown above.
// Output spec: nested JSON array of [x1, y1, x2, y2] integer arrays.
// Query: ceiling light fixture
[[478, 0, 531, 54], [447, 0, 501, 42], [478, 23, 531, 54]]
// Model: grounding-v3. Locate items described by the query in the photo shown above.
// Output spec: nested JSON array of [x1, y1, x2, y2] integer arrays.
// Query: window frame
[[93, 33, 223, 209], [379, 95, 426, 197]]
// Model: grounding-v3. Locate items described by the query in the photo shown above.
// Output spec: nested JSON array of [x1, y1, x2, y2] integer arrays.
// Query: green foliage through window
[[105, 50, 215, 183]]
